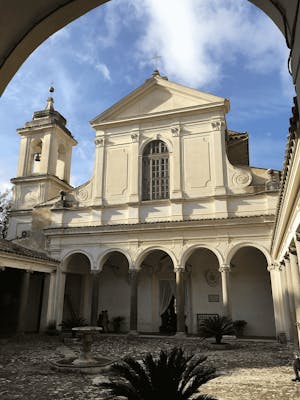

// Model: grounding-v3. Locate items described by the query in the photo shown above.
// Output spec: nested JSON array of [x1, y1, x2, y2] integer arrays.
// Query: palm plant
[[100, 347, 217, 400], [198, 315, 235, 344]]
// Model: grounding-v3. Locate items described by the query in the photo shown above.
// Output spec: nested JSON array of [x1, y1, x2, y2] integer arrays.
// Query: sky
[[0, 0, 295, 192]]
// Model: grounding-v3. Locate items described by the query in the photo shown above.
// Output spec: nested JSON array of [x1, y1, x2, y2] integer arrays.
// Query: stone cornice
[[44, 214, 275, 237], [91, 102, 226, 130], [271, 96, 300, 256]]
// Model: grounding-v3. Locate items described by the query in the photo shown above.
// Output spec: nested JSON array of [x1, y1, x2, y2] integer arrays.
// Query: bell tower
[[8, 87, 77, 238]]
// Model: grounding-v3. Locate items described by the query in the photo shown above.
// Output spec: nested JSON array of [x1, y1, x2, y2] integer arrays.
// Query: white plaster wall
[[63, 273, 82, 321], [98, 265, 130, 332], [137, 269, 153, 332], [189, 249, 223, 334], [230, 247, 275, 337]]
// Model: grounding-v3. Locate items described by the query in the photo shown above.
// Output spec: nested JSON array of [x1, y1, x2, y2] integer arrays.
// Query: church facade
[[5, 71, 283, 337]]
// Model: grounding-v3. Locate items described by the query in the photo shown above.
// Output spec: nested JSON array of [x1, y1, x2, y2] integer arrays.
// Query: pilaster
[[93, 136, 105, 206], [170, 125, 183, 200]]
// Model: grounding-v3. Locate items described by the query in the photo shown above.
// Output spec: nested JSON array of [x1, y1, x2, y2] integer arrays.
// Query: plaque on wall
[[208, 294, 220, 303], [205, 269, 219, 287]]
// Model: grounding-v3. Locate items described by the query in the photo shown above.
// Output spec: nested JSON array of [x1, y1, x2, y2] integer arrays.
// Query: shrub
[[46, 321, 58, 336], [100, 347, 217, 400], [111, 316, 125, 333], [199, 315, 235, 344], [233, 320, 247, 337]]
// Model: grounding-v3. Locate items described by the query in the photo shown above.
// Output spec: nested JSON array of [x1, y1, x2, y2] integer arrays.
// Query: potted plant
[[111, 316, 125, 333], [199, 315, 235, 345], [233, 320, 247, 338], [46, 321, 59, 336]]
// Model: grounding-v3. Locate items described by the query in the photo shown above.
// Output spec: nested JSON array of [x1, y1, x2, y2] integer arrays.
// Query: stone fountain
[[51, 326, 114, 374]]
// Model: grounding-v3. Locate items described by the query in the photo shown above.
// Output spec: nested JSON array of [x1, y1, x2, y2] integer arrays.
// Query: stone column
[[294, 233, 300, 275], [55, 269, 66, 329], [219, 264, 232, 319], [175, 267, 186, 335], [17, 270, 31, 333], [267, 264, 281, 336], [90, 270, 101, 326], [129, 268, 139, 334], [277, 263, 294, 341], [284, 256, 297, 342], [39, 271, 57, 331], [289, 249, 300, 347]]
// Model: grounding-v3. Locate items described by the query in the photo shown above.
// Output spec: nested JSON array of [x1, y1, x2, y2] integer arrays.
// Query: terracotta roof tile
[[0, 239, 58, 263]]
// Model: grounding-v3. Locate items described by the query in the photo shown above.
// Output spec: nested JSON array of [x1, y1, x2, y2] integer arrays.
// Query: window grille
[[142, 140, 169, 200]]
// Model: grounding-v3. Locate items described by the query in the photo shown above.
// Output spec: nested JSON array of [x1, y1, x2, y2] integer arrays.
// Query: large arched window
[[142, 140, 169, 200]]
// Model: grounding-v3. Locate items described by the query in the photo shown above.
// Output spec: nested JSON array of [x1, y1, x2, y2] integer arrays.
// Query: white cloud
[[95, 63, 111, 81], [127, 0, 290, 91]]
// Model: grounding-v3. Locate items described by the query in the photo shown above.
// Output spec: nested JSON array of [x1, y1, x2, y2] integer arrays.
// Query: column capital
[[128, 267, 140, 276], [174, 266, 185, 274], [90, 269, 101, 276], [289, 246, 297, 256], [219, 264, 231, 273], [267, 263, 277, 272]]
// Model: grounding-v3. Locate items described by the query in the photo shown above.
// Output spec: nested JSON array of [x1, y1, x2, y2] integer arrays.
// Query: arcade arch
[[229, 246, 276, 337], [138, 249, 175, 333], [98, 251, 130, 332], [62, 252, 91, 324]]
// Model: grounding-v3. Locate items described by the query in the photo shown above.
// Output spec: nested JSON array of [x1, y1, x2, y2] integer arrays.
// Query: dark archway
[[63, 252, 91, 323], [0, 268, 44, 334], [138, 250, 175, 333]]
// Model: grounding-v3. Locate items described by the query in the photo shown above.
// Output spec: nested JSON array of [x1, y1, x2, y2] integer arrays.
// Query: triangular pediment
[[90, 74, 229, 126]]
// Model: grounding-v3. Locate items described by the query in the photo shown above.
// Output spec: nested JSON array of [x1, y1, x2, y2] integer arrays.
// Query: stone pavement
[[0, 334, 299, 399]]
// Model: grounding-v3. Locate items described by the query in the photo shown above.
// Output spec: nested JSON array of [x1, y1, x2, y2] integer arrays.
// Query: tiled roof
[[0, 239, 59, 263]]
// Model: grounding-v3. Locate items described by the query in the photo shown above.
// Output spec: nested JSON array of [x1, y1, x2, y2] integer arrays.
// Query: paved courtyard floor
[[0, 334, 299, 400]]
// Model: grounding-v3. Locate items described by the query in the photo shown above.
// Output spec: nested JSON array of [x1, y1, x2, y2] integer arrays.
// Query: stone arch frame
[[135, 246, 178, 270], [141, 139, 170, 201], [139, 136, 173, 157], [0, 2, 291, 97], [56, 142, 66, 180], [97, 247, 132, 271], [139, 137, 174, 202], [225, 241, 276, 337], [181, 244, 224, 268], [29, 137, 43, 174], [225, 242, 272, 266], [61, 249, 94, 272]]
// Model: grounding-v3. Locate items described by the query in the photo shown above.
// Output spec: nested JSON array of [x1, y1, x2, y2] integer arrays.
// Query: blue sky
[[0, 0, 295, 192]]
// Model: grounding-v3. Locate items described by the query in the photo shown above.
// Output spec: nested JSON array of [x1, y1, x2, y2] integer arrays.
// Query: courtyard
[[0, 334, 299, 400]]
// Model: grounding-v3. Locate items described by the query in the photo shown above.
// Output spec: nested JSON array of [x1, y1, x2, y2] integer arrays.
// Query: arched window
[[142, 140, 169, 200]]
